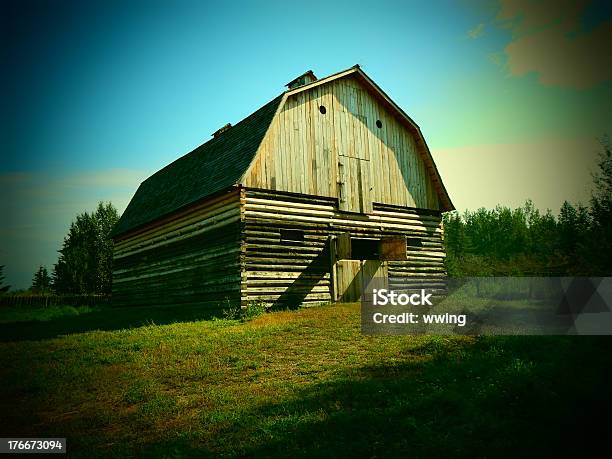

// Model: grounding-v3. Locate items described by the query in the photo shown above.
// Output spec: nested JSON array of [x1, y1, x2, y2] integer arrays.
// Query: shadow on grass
[[204, 336, 612, 458], [3, 330, 612, 457], [0, 305, 221, 342]]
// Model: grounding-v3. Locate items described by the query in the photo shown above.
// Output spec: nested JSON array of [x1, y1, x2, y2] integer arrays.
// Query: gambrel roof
[[112, 66, 453, 238]]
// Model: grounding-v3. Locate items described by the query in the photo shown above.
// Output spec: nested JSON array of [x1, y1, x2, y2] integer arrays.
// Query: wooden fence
[[0, 294, 111, 308]]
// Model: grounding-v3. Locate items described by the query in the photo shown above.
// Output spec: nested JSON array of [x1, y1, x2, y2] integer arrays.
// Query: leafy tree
[[94, 201, 120, 294], [443, 211, 475, 276], [444, 201, 563, 276], [52, 202, 119, 294], [557, 201, 589, 260], [527, 205, 558, 258], [31, 265, 52, 293], [443, 211, 472, 256], [0, 265, 10, 293]]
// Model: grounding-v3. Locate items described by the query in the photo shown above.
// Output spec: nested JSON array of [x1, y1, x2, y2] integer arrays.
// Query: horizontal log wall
[[112, 187, 445, 310], [374, 203, 447, 295], [242, 188, 446, 308], [241, 189, 334, 308], [113, 190, 242, 309]]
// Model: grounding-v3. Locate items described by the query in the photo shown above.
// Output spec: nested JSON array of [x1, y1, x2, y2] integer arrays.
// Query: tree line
[[443, 138, 612, 276]]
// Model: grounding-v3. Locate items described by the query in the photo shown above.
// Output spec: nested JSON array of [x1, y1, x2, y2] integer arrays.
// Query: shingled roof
[[112, 94, 284, 237]]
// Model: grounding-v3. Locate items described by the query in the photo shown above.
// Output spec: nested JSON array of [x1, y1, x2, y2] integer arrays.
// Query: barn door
[[334, 260, 388, 302], [330, 234, 388, 302], [338, 156, 372, 213]]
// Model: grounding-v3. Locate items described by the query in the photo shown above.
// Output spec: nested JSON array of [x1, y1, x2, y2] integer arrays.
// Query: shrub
[[220, 300, 267, 322], [241, 300, 267, 321]]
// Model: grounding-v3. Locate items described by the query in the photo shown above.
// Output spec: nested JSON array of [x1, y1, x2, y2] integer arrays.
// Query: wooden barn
[[111, 65, 454, 310]]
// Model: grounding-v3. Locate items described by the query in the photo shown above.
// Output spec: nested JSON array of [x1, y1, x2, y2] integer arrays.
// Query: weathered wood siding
[[241, 189, 334, 307], [241, 188, 445, 308], [243, 75, 441, 211], [113, 190, 241, 309]]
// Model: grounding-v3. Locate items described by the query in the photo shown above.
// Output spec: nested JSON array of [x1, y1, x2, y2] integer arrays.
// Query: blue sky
[[1, 0, 611, 288]]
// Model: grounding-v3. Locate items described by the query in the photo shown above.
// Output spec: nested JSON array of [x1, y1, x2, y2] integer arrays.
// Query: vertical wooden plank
[[296, 91, 304, 194], [407, 132, 417, 207], [340, 81, 349, 158], [310, 85, 319, 196], [337, 232, 351, 259], [289, 96, 297, 192], [386, 112, 395, 205], [348, 155, 355, 212], [330, 235, 338, 301], [269, 111, 278, 190], [360, 159, 372, 213], [299, 91, 307, 194], [337, 260, 363, 302], [351, 156, 359, 211], [348, 86, 357, 159], [391, 114, 400, 204], [403, 128, 412, 206], [320, 85, 331, 197], [328, 83, 338, 197], [334, 81, 344, 157], [381, 108, 392, 205], [391, 114, 401, 205], [338, 155, 346, 211], [277, 107, 286, 190], [357, 87, 370, 160], [288, 95, 297, 193], [369, 92, 380, 204], [395, 122, 405, 206], [419, 155, 427, 207]]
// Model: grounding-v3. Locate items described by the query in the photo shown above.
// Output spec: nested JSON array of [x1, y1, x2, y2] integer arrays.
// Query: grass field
[[0, 303, 610, 458]]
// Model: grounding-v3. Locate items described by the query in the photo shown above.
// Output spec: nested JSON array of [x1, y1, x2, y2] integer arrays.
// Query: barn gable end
[[242, 66, 453, 213]]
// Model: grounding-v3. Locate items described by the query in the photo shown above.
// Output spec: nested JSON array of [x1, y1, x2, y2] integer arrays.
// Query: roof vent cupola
[[285, 70, 317, 90], [212, 123, 232, 138]]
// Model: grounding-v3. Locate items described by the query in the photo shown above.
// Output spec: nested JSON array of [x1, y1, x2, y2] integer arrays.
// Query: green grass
[[0, 303, 610, 458]]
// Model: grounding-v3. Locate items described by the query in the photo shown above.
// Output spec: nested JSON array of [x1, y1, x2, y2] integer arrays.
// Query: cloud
[[497, 0, 612, 89], [497, 0, 586, 35], [467, 23, 485, 39]]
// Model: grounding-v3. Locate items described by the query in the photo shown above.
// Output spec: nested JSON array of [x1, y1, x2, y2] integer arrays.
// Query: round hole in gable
[[319, 105, 327, 115], [376, 120, 383, 128]]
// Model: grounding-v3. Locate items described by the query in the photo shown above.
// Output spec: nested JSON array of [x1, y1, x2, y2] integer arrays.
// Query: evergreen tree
[[0, 265, 10, 294], [31, 265, 52, 293], [587, 136, 612, 274]]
